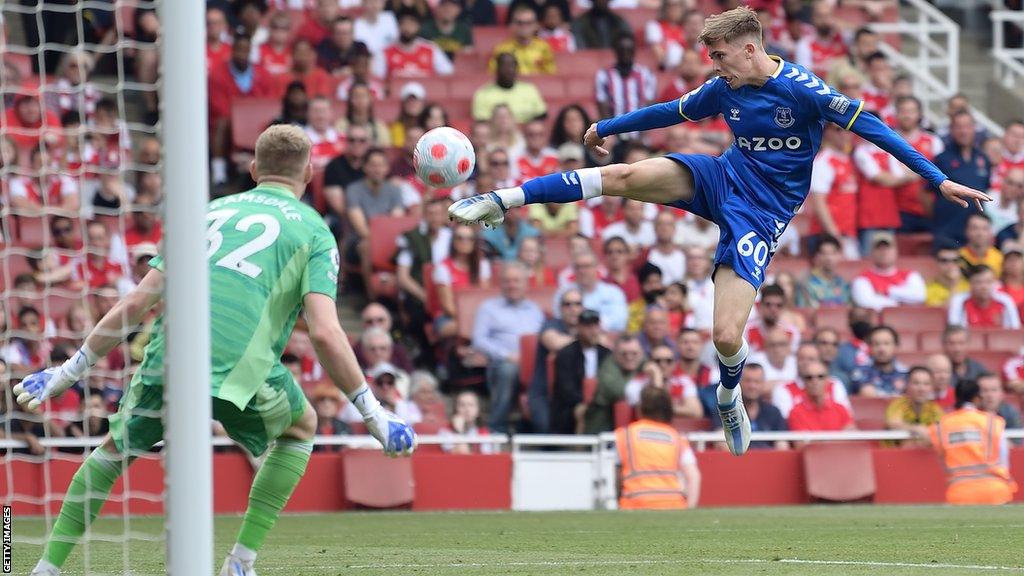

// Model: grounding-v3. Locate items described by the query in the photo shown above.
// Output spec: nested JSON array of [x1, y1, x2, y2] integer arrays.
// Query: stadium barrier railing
[[992, 9, 1024, 88]]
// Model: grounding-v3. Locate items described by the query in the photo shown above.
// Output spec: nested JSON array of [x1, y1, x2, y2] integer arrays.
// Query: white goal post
[[159, 1, 212, 575]]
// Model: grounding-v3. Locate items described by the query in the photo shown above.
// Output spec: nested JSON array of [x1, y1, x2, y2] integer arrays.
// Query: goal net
[[0, 1, 210, 574]]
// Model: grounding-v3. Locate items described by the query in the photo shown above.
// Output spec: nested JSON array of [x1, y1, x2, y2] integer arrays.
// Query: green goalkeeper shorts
[[109, 368, 309, 457]]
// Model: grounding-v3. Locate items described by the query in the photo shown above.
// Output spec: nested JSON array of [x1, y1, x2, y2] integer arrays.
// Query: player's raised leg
[[448, 156, 695, 227], [28, 436, 128, 576], [220, 399, 317, 576], [711, 267, 756, 456]]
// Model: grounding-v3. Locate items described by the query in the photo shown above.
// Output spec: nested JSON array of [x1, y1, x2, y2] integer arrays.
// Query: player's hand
[[939, 180, 992, 212], [583, 123, 609, 157], [364, 409, 417, 457], [12, 367, 77, 410]]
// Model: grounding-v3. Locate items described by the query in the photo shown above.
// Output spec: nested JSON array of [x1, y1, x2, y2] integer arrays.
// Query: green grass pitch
[[9, 505, 1024, 575]]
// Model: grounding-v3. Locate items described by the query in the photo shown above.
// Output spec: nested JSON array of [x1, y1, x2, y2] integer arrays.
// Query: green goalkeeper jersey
[[138, 184, 339, 410]]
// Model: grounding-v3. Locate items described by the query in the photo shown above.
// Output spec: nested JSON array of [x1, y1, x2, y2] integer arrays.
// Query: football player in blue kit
[[448, 6, 990, 456]]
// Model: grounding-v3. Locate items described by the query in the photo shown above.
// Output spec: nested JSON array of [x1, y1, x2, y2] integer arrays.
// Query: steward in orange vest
[[616, 386, 701, 510], [928, 379, 1018, 505]]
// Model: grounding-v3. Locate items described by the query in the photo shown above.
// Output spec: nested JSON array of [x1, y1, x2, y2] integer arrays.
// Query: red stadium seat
[[388, 77, 451, 100], [768, 257, 808, 279], [972, 351, 1014, 374], [812, 306, 849, 333], [672, 417, 712, 432], [901, 256, 939, 281], [343, 449, 414, 508], [454, 287, 503, 340], [541, 235, 574, 270], [556, 50, 614, 76], [985, 329, 1024, 353], [880, 306, 947, 333], [3, 54, 33, 79], [834, 259, 866, 282], [449, 75, 489, 99], [803, 442, 876, 502], [899, 351, 932, 368], [919, 329, 984, 353], [519, 333, 538, 389], [521, 75, 568, 98], [472, 26, 509, 57], [849, 396, 890, 423], [232, 98, 281, 150], [896, 233, 933, 257], [613, 400, 635, 428], [0, 250, 34, 292], [896, 332, 920, 353], [367, 215, 420, 273], [14, 217, 47, 247], [582, 377, 598, 404]]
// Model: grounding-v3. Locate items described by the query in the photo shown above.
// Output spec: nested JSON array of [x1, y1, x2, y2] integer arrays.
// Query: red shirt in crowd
[[794, 32, 848, 77], [990, 151, 1024, 192], [853, 142, 902, 230], [808, 147, 858, 236], [72, 257, 127, 289], [383, 39, 451, 78], [206, 41, 232, 74], [295, 15, 331, 46], [256, 43, 293, 77], [3, 102, 63, 151], [8, 175, 77, 208], [124, 221, 163, 249], [516, 149, 559, 184], [207, 61, 277, 124], [787, 399, 852, 431], [281, 67, 335, 98], [894, 131, 943, 218], [306, 127, 346, 170]]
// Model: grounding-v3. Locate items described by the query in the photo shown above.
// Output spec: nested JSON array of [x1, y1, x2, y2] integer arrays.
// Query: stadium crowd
[[1, 0, 1024, 456]]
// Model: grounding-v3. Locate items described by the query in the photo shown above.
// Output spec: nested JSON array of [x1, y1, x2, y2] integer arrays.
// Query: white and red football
[[413, 126, 476, 188]]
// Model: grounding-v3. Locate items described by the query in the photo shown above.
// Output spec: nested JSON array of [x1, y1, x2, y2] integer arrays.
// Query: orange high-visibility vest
[[616, 419, 689, 510], [930, 407, 1018, 505]]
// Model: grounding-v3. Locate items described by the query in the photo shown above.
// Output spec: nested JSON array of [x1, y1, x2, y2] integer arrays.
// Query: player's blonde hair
[[254, 124, 311, 181], [698, 6, 762, 47]]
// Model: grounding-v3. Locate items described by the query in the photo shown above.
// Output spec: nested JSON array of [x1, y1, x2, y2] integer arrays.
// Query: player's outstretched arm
[[587, 99, 691, 156], [303, 293, 415, 456], [850, 110, 992, 210], [13, 269, 165, 409]]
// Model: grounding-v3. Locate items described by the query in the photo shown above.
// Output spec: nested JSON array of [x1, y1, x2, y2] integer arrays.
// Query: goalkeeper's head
[[251, 124, 313, 192]]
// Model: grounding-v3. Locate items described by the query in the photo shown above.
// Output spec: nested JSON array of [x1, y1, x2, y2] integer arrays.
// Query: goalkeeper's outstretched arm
[[303, 292, 416, 456], [13, 269, 165, 409]]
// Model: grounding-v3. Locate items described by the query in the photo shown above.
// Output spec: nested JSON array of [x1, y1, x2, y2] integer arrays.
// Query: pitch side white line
[[343, 557, 1024, 572]]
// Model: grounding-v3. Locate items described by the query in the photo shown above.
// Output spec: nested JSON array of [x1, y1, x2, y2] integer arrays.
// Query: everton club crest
[[774, 106, 795, 128]]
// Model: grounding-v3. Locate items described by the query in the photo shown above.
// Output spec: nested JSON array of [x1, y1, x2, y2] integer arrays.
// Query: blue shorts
[[664, 153, 790, 290]]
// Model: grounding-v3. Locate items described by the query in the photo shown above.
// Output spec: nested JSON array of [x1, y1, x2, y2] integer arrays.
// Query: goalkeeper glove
[[12, 346, 97, 410], [348, 383, 416, 457]]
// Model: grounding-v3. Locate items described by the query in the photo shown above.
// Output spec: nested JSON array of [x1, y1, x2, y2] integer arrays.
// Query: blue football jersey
[[677, 57, 864, 219]]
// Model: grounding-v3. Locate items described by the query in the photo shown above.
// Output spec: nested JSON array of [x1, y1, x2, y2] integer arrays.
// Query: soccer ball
[[413, 127, 476, 188]]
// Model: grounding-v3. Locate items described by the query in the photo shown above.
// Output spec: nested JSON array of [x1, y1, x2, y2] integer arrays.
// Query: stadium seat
[[834, 259, 866, 282], [541, 235, 574, 270], [901, 256, 939, 280], [985, 329, 1024, 353], [896, 332, 920, 353], [802, 442, 876, 502], [388, 76, 451, 100], [555, 50, 614, 76], [522, 75, 568, 98], [880, 306, 947, 333], [367, 215, 420, 273], [919, 330, 984, 353], [15, 217, 48, 247], [812, 306, 849, 333], [454, 287, 503, 340], [232, 98, 281, 151], [896, 233, 933, 256], [672, 417, 713, 432], [519, 333, 538, 387], [768, 257, 807, 278], [849, 396, 890, 424], [899, 351, 932, 368], [450, 74, 489, 99], [581, 377, 598, 404], [471, 26, 508, 57], [342, 449, 414, 508], [972, 351, 1014, 374], [613, 400, 635, 428]]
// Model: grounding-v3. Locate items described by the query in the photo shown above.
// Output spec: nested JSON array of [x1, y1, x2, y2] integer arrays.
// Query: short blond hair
[[698, 6, 762, 47], [254, 124, 311, 180]]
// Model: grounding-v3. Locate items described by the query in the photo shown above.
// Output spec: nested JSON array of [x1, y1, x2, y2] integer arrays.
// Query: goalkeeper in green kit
[[13, 124, 416, 576]]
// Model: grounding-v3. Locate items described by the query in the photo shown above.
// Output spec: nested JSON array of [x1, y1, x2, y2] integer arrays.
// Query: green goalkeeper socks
[[237, 438, 314, 552], [43, 448, 125, 567]]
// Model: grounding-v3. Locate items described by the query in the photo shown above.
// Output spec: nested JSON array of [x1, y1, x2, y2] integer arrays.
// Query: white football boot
[[219, 554, 257, 576], [447, 192, 507, 229], [717, 386, 752, 456]]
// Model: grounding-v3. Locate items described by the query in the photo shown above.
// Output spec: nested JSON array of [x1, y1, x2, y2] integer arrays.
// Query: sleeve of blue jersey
[[595, 99, 687, 138], [848, 110, 948, 190]]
